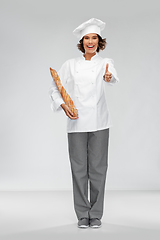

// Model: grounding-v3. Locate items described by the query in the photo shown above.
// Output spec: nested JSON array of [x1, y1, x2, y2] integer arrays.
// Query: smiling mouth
[[87, 45, 94, 49]]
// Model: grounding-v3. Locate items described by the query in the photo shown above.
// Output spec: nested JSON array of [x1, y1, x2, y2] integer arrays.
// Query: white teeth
[[88, 46, 94, 48]]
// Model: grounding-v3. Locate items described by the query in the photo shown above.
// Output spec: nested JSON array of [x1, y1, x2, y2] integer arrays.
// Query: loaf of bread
[[50, 68, 78, 117]]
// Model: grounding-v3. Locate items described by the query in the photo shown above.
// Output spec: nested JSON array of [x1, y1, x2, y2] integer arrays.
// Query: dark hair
[[77, 34, 107, 53]]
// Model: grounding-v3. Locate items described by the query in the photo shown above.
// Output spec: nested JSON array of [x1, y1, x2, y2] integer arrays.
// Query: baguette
[[50, 68, 78, 117]]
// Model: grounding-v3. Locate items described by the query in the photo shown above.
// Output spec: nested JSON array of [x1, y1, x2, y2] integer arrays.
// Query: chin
[[86, 49, 97, 54]]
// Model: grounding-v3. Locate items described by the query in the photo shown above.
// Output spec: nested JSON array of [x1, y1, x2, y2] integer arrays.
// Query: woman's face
[[83, 33, 99, 54]]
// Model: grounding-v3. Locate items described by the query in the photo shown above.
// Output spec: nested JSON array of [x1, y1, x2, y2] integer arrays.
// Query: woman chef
[[49, 18, 119, 228]]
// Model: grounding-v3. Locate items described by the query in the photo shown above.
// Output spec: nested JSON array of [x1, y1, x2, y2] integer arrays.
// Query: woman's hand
[[61, 103, 79, 120], [104, 63, 112, 82]]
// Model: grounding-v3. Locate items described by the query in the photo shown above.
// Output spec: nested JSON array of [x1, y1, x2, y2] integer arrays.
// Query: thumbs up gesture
[[104, 63, 112, 82]]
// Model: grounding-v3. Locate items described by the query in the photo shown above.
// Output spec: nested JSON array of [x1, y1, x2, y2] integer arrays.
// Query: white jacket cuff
[[50, 97, 65, 112]]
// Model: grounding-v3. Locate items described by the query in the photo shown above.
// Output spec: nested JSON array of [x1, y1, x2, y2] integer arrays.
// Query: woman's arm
[[48, 60, 70, 112], [103, 58, 119, 85]]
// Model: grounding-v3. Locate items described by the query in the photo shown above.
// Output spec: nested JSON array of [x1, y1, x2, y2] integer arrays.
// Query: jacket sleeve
[[48, 60, 70, 112], [103, 58, 119, 86]]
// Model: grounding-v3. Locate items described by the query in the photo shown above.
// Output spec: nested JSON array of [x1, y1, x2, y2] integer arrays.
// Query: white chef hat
[[73, 18, 106, 40]]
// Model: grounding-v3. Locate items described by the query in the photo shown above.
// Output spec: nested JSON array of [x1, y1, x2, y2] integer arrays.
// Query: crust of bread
[[50, 68, 78, 117]]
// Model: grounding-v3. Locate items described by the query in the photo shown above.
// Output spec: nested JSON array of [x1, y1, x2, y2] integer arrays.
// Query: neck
[[84, 52, 96, 61]]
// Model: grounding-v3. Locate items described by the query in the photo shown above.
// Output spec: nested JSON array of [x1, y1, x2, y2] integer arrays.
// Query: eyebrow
[[84, 35, 98, 38]]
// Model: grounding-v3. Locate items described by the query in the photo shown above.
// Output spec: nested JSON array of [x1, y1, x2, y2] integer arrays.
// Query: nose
[[89, 38, 92, 44]]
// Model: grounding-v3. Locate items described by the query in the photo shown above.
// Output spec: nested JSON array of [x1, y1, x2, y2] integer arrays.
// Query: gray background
[[0, 0, 160, 190]]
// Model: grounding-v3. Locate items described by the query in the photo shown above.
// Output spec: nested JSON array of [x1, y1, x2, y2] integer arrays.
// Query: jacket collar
[[82, 52, 99, 61]]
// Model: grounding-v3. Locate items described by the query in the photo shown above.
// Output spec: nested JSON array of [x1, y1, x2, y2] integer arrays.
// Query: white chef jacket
[[49, 53, 119, 133]]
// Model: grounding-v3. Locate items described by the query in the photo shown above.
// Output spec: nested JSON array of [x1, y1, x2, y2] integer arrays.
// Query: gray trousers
[[67, 128, 109, 220]]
